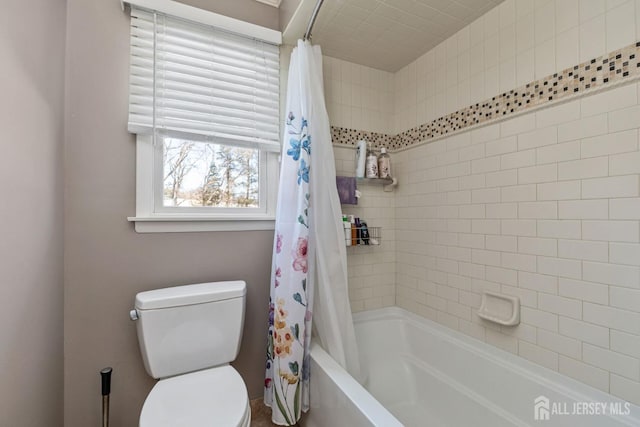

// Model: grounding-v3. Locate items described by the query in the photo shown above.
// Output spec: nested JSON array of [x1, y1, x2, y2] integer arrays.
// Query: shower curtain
[[264, 40, 361, 426]]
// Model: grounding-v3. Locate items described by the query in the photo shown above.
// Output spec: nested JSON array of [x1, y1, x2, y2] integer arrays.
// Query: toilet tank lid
[[135, 281, 246, 310]]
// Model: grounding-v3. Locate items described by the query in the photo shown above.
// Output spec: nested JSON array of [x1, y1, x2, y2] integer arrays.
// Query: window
[[125, 3, 281, 232]]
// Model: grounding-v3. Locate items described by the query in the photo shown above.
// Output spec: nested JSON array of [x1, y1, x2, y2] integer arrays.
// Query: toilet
[[130, 281, 251, 427]]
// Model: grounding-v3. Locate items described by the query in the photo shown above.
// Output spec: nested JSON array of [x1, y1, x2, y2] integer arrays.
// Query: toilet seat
[[140, 365, 250, 427]]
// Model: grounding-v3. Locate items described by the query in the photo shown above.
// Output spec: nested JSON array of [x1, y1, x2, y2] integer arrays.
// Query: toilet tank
[[133, 281, 246, 379]]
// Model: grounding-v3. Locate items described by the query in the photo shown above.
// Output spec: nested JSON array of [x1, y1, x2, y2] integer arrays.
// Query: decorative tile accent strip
[[330, 127, 394, 148], [331, 41, 640, 151]]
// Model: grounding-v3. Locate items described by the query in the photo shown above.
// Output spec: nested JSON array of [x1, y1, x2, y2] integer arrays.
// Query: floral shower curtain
[[264, 40, 361, 426]]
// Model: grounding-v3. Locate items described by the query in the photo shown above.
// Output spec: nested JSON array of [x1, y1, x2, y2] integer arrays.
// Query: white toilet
[[130, 281, 251, 427]]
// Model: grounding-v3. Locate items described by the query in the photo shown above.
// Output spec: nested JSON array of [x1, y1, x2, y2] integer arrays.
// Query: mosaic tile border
[[331, 41, 640, 152]]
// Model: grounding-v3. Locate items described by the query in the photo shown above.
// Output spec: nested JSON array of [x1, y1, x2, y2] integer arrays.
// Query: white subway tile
[[559, 355, 610, 392], [559, 200, 608, 219], [521, 306, 558, 331], [610, 242, 640, 266], [502, 252, 537, 272], [538, 220, 581, 239], [583, 261, 640, 289], [609, 104, 640, 132], [500, 113, 536, 137], [518, 236, 557, 256], [556, 0, 579, 33], [581, 83, 637, 117], [471, 123, 500, 144], [611, 330, 640, 359], [558, 239, 609, 262], [584, 302, 640, 333], [535, 37, 556, 79], [559, 316, 610, 347], [537, 181, 581, 201], [502, 184, 537, 202], [610, 286, 640, 311], [459, 262, 485, 279], [472, 188, 501, 203], [486, 203, 518, 219], [486, 169, 518, 187], [538, 293, 582, 319], [518, 126, 558, 150], [501, 219, 538, 237], [459, 174, 487, 190], [458, 144, 485, 162], [458, 204, 486, 219], [472, 249, 502, 266], [610, 374, 640, 406], [486, 136, 518, 157], [472, 156, 501, 174], [557, 157, 608, 180], [536, 141, 581, 165], [582, 175, 640, 199], [605, 0, 636, 52], [538, 329, 581, 359], [501, 149, 536, 170], [518, 201, 558, 219], [581, 129, 638, 158], [486, 265, 518, 285], [501, 284, 537, 307], [518, 163, 557, 184], [536, 100, 580, 128], [485, 328, 518, 353], [583, 220, 639, 242], [486, 235, 518, 252], [537, 256, 582, 279], [584, 343, 640, 380], [559, 278, 609, 304], [518, 341, 559, 370], [609, 151, 640, 176], [472, 219, 501, 234], [610, 198, 640, 219], [579, 15, 606, 63], [558, 113, 608, 142], [518, 270, 558, 294]]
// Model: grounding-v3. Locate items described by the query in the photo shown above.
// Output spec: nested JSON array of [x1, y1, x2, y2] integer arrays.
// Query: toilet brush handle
[[101, 368, 112, 427], [101, 367, 112, 396]]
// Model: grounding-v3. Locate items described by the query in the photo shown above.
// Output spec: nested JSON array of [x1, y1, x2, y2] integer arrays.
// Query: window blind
[[128, 7, 280, 151]]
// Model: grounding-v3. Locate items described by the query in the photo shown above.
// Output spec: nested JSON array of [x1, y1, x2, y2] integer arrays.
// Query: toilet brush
[[100, 367, 112, 427]]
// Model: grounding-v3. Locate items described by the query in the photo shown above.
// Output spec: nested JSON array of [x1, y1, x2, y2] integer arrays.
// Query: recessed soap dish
[[477, 292, 520, 326]]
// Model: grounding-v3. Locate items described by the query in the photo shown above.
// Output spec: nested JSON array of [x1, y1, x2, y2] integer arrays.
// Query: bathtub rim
[[353, 306, 640, 426], [308, 341, 403, 426]]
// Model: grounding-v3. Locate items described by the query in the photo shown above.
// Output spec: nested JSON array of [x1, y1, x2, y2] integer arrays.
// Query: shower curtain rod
[[303, 0, 325, 41]]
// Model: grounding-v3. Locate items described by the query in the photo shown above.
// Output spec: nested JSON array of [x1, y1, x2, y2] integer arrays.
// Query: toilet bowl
[[131, 281, 250, 426]]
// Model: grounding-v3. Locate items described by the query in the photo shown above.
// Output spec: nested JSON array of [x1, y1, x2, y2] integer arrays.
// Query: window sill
[[127, 215, 276, 233]]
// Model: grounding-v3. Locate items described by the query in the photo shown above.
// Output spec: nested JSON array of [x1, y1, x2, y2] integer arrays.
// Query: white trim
[[130, 135, 278, 233], [121, 0, 282, 45], [128, 216, 275, 232], [254, 0, 282, 7]]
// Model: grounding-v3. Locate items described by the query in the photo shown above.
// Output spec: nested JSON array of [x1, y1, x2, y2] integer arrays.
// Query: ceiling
[[309, 0, 504, 72]]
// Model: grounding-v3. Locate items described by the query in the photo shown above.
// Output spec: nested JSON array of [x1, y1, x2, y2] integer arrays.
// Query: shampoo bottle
[[343, 215, 352, 246], [378, 147, 391, 179], [365, 143, 378, 178]]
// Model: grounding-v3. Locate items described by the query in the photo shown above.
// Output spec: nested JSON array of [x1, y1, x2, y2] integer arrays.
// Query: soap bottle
[[349, 215, 357, 246], [343, 215, 352, 246], [365, 143, 378, 178], [378, 147, 391, 179]]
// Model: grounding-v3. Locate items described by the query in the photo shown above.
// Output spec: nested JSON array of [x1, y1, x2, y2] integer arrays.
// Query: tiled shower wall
[[325, 57, 397, 312], [323, 0, 640, 407], [394, 86, 640, 405], [393, 0, 640, 135]]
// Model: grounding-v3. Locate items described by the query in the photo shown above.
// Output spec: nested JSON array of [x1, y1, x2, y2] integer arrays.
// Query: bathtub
[[302, 307, 640, 427]]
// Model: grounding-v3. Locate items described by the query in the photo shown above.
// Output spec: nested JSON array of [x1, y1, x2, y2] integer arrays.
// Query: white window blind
[[128, 7, 281, 151]]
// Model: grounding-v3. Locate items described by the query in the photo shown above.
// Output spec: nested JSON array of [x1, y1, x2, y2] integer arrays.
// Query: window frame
[[128, 134, 278, 233]]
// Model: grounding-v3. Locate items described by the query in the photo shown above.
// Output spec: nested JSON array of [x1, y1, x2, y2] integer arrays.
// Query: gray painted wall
[[0, 0, 66, 426], [64, 0, 279, 425]]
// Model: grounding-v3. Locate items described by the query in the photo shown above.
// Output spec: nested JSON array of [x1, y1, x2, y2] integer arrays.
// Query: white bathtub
[[302, 307, 640, 427]]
